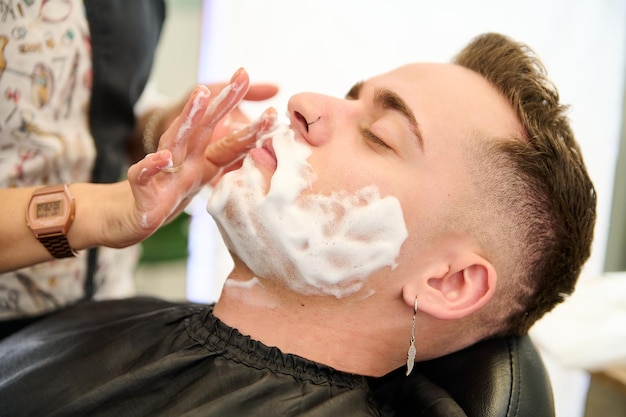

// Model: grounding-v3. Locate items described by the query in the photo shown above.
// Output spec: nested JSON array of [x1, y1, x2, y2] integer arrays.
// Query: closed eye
[[359, 127, 392, 150]]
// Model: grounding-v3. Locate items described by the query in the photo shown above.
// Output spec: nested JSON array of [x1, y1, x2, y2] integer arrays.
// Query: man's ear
[[403, 254, 497, 320]]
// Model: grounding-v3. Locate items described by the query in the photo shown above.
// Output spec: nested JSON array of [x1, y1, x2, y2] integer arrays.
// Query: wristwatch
[[26, 184, 77, 258]]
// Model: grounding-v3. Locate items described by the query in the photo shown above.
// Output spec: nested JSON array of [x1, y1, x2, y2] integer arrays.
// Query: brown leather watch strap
[[39, 234, 77, 258]]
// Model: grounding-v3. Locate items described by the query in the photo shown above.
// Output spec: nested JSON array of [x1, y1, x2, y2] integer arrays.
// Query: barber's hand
[[145, 73, 278, 182], [156, 79, 278, 148], [206, 80, 278, 135], [120, 68, 276, 244], [201, 79, 278, 185]]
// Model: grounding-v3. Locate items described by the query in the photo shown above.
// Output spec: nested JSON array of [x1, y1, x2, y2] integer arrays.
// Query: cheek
[[306, 148, 397, 195]]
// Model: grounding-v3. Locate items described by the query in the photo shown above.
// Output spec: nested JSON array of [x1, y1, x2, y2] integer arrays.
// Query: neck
[[212, 269, 411, 377]]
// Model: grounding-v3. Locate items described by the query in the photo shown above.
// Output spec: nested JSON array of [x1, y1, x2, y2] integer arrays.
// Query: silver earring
[[406, 297, 418, 376]]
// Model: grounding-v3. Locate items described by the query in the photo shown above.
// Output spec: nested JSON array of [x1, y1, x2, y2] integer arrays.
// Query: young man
[[0, 33, 595, 416]]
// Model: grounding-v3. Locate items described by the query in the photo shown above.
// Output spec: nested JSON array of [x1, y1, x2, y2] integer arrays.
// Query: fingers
[[127, 149, 175, 186], [194, 76, 277, 143], [244, 84, 279, 101], [158, 85, 211, 154], [202, 81, 278, 102], [200, 68, 251, 130], [157, 68, 252, 169], [205, 107, 277, 167], [141, 69, 273, 180]]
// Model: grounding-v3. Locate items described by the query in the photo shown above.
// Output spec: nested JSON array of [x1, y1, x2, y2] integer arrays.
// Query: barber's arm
[[0, 69, 274, 273]]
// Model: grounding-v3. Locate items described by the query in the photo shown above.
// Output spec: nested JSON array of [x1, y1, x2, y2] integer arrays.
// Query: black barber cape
[[0, 299, 466, 417]]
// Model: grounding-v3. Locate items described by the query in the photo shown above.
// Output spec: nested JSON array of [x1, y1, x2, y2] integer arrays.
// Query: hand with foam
[[206, 106, 278, 186], [117, 69, 275, 246], [144, 75, 278, 155]]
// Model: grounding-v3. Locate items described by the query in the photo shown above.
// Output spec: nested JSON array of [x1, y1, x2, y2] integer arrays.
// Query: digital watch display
[[26, 184, 77, 258]]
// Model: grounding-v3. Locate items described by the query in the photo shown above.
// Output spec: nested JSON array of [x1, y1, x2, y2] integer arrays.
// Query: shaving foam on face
[[207, 123, 408, 298]]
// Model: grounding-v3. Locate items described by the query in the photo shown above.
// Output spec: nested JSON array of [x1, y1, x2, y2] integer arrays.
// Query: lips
[[262, 138, 276, 158], [249, 137, 277, 171]]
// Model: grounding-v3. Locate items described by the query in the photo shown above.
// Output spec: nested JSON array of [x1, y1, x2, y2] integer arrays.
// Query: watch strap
[[39, 233, 77, 258]]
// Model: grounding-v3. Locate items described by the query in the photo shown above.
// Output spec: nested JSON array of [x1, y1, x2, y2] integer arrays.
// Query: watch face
[[36, 200, 64, 219], [27, 188, 74, 237]]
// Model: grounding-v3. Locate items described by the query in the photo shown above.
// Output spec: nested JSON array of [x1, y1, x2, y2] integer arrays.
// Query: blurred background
[[134, 1, 626, 416]]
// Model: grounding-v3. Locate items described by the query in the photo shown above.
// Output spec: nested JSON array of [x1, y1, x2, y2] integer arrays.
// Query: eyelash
[[359, 127, 392, 150]]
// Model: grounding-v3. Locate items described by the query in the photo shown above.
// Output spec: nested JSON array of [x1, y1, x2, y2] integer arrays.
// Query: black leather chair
[[371, 335, 555, 417]]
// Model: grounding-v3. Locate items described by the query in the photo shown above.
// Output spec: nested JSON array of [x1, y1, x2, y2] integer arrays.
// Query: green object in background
[[139, 213, 190, 263]]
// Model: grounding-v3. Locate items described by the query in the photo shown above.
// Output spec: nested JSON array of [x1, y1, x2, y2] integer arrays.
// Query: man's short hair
[[453, 33, 597, 336]]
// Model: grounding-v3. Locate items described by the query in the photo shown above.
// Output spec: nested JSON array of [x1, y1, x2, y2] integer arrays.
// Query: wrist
[[65, 183, 96, 251], [66, 182, 129, 250]]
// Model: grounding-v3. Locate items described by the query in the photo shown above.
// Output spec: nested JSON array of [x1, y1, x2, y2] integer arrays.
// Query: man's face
[[208, 63, 521, 297]]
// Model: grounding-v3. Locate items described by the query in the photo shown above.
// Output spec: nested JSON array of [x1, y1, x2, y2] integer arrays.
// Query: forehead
[[364, 63, 523, 142]]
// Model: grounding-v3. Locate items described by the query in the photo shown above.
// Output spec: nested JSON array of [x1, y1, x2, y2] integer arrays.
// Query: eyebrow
[[346, 81, 424, 150]]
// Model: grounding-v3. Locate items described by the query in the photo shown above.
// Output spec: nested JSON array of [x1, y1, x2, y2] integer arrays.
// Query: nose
[[287, 92, 358, 146]]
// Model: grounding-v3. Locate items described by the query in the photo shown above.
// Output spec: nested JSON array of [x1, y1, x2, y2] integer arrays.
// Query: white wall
[[185, 1, 626, 416]]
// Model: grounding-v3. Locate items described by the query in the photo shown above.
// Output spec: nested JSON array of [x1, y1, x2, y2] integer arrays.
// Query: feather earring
[[406, 297, 418, 376]]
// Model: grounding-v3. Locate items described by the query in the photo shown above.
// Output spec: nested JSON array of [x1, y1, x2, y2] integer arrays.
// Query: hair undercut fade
[[453, 33, 597, 336]]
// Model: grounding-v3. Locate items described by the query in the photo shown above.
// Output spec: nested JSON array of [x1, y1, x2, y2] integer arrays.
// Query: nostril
[[295, 111, 309, 132]]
